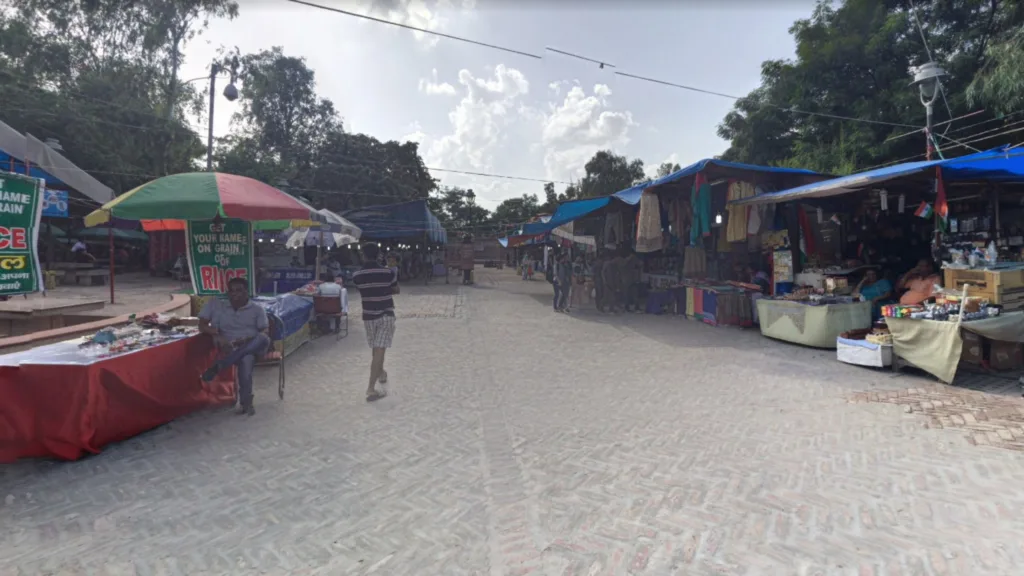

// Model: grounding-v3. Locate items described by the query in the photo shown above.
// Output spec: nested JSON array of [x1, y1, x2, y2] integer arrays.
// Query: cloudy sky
[[180, 0, 817, 211]]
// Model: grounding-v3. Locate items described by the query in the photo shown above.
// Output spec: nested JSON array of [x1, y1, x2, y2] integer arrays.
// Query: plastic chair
[[313, 295, 348, 340]]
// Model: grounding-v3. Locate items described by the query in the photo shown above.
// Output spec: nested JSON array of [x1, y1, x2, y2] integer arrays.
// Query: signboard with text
[[0, 173, 44, 296], [41, 188, 69, 217], [185, 219, 254, 296]]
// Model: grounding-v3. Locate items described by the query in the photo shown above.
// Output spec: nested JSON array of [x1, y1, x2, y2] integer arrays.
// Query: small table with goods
[[884, 294, 1024, 383], [0, 315, 235, 462], [757, 293, 871, 349]]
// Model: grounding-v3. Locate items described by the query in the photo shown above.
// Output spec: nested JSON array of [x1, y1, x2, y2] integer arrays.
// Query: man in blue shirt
[[198, 278, 270, 416]]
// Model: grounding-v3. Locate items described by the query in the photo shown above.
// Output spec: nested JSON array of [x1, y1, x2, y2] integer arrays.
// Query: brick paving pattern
[[4, 270, 1024, 575]]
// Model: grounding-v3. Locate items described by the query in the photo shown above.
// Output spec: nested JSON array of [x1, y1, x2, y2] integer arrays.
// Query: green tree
[[224, 47, 340, 181], [0, 0, 229, 193], [717, 0, 1024, 174], [577, 150, 646, 198], [541, 182, 559, 212], [428, 186, 492, 235], [655, 162, 681, 178], [493, 194, 541, 225], [968, 24, 1024, 114]]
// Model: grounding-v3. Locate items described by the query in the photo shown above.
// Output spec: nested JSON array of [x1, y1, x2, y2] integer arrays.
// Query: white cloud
[[540, 83, 636, 182], [401, 121, 427, 144], [352, 0, 471, 47], [418, 68, 456, 96], [425, 64, 530, 172]]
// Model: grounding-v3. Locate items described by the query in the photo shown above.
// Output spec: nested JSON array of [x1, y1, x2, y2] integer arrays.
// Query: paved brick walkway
[[4, 270, 1024, 575]]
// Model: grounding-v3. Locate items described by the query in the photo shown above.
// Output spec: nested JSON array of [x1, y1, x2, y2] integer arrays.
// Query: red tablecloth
[[0, 335, 235, 462]]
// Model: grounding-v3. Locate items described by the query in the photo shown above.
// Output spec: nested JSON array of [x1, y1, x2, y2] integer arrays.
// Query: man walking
[[592, 254, 606, 312], [352, 243, 399, 402], [555, 253, 572, 313], [199, 277, 271, 416]]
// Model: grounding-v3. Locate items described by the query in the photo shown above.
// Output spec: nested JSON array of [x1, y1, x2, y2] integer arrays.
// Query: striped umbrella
[[84, 172, 326, 227]]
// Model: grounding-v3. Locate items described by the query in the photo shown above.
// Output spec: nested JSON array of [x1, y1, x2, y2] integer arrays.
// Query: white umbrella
[[284, 209, 362, 277]]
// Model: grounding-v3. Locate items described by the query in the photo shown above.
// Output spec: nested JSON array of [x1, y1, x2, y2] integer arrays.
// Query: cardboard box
[[961, 331, 984, 365], [989, 340, 1024, 371]]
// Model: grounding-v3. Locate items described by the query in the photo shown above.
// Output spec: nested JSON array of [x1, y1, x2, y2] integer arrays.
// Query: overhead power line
[[282, 1, 926, 131], [545, 47, 615, 69], [283, 0, 542, 59], [614, 71, 918, 128]]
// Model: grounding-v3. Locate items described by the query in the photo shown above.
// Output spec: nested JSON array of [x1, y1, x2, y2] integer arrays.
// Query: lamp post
[[909, 61, 947, 161], [204, 57, 240, 171]]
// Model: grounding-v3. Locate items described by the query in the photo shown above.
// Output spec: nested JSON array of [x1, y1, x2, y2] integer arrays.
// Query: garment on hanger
[[726, 180, 755, 242], [635, 190, 663, 253], [747, 186, 767, 235], [683, 246, 706, 278], [603, 212, 623, 249], [690, 172, 711, 245]]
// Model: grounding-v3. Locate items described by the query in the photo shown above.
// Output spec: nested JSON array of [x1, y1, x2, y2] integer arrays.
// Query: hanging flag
[[817, 207, 823, 223], [880, 189, 888, 211], [914, 201, 933, 219], [898, 194, 905, 214], [934, 166, 949, 232], [829, 213, 842, 226]]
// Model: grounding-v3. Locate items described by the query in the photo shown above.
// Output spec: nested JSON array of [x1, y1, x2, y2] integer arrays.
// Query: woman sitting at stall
[[853, 268, 893, 319], [897, 259, 941, 305]]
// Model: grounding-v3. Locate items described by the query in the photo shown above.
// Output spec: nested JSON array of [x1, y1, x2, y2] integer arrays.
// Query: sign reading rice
[[0, 173, 44, 296], [185, 219, 255, 295]]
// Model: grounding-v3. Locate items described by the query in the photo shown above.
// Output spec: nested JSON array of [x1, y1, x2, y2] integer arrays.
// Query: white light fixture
[[270, 238, 275, 243], [258, 238, 263, 243], [909, 61, 947, 106], [714, 213, 723, 225]]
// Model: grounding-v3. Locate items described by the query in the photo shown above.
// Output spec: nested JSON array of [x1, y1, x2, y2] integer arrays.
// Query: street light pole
[[910, 61, 947, 161], [206, 62, 220, 172], [203, 57, 239, 172]]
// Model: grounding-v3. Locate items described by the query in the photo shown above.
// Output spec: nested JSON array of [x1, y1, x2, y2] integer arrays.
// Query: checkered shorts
[[364, 315, 396, 349]]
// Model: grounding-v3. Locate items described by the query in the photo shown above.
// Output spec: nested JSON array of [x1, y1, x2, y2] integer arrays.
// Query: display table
[[0, 334, 234, 462], [757, 299, 871, 348], [886, 312, 1024, 383], [253, 294, 315, 358]]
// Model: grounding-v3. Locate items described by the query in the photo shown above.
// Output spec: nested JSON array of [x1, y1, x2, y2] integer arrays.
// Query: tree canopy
[[717, 0, 1024, 175]]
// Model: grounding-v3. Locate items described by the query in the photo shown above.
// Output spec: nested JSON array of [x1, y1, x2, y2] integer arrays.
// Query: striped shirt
[[352, 264, 398, 321]]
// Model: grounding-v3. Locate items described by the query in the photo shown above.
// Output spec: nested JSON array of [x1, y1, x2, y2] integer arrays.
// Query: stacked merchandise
[[79, 315, 198, 360], [836, 325, 893, 367]]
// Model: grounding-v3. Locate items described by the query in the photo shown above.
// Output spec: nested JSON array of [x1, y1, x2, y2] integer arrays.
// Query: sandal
[[366, 390, 387, 402]]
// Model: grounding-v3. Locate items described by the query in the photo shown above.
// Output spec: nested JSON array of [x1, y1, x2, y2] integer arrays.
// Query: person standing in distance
[[352, 243, 399, 402]]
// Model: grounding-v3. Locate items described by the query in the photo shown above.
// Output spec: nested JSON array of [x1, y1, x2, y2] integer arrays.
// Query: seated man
[[897, 259, 941, 305], [198, 277, 270, 416], [316, 273, 345, 330]]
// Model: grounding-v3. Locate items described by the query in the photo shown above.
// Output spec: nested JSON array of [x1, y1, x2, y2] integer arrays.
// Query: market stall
[[0, 318, 234, 461]]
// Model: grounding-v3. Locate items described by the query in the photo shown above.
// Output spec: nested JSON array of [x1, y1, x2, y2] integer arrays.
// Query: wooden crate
[[944, 268, 1024, 305]]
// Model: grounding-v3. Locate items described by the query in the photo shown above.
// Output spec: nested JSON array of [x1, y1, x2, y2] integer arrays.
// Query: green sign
[[0, 173, 44, 296], [185, 219, 254, 295]]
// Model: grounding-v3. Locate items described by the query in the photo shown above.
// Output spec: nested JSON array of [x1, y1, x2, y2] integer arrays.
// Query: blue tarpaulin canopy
[[731, 147, 1024, 206], [501, 158, 823, 244], [342, 199, 447, 244]]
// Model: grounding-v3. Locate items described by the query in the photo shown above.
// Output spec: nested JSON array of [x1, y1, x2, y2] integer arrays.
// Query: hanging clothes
[[603, 212, 623, 249], [683, 246, 706, 278], [690, 173, 711, 245], [726, 181, 755, 242], [797, 206, 817, 263], [635, 190, 664, 253], [747, 186, 767, 236]]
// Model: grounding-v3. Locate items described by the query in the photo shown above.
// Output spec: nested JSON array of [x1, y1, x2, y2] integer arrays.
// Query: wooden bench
[[65, 269, 110, 286]]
